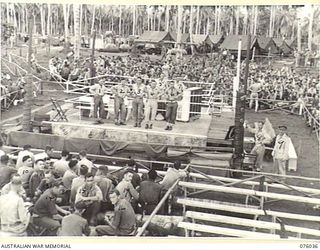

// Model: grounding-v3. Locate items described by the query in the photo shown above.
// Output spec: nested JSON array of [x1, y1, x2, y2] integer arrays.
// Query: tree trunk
[[177, 5, 183, 49], [99, 7, 102, 35], [6, 3, 10, 24], [243, 6, 248, 35], [119, 6, 122, 35], [80, 4, 83, 36], [84, 5, 88, 35], [33, 13, 36, 34], [229, 13, 233, 35], [63, 4, 69, 40], [74, 4, 81, 58], [297, 20, 301, 52], [40, 4, 45, 36], [165, 5, 170, 32], [91, 5, 96, 33], [189, 6, 195, 55], [133, 5, 136, 35], [217, 6, 221, 34], [308, 5, 313, 51], [196, 5, 200, 34], [254, 5, 258, 36], [235, 6, 239, 35], [22, 11, 33, 132]]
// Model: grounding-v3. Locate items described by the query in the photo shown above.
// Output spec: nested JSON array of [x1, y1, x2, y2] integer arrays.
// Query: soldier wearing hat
[[89, 78, 109, 124]]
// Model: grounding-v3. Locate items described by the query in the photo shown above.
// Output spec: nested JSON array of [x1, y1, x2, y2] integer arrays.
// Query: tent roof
[[170, 32, 190, 43], [219, 35, 258, 50], [257, 36, 278, 53], [191, 34, 210, 45], [285, 38, 296, 47], [208, 35, 224, 45], [273, 38, 292, 53], [135, 31, 174, 43]]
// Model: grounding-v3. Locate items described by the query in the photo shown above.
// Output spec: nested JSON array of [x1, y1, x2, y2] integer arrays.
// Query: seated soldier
[[58, 203, 90, 236], [0, 176, 30, 236], [74, 173, 102, 226], [95, 189, 136, 236], [32, 180, 70, 236]]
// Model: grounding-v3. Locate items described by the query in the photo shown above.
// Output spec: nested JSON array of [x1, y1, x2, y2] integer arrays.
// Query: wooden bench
[[177, 197, 320, 222], [179, 181, 320, 206], [185, 211, 320, 238], [178, 221, 280, 238]]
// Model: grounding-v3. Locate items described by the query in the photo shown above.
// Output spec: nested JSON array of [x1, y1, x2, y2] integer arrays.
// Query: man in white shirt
[[160, 160, 187, 191], [34, 145, 53, 162], [131, 76, 146, 127], [272, 125, 291, 182], [53, 150, 70, 177], [248, 81, 262, 112], [78, 150, 96, 175], [0, 176, 30, 236], [144, 80, 160, 129], [16, 145, 34, 169], [89, 79, 109, 124]]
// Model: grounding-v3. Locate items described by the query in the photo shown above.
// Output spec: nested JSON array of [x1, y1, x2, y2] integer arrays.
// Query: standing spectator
[[160, 161, 187, 191], [95, 189, 136, 236], [111, 79, 130, 126], [248, 81, 262, 112], [0, 176, 30, 236], [0, 155, 17, 189], [138, 169, 163, 215], [272, 126, 291, 181], [53, 150, 70, 177], [15, 144, 34, 169], [89, 79, 108, 124], [144, 80, 160, 129], [164, 81, 183, 130], [32, 181, 70, 236], [75, 173, 103, 225], [131, 76, 146, 127]]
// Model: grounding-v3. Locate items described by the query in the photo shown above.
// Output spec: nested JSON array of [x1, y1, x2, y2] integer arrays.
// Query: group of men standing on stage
[[89, 76, 184, 130]]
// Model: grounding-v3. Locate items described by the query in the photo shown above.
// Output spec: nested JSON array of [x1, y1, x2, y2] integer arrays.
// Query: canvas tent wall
[[208, 35, 224, 47], [285, 38, 297, 49], [257, 36, 279, 54], [134, 31, 175, 44], [191, 34, 212, 46], [273, 38, 293, 55], [219, 35, 259, 56], [170, 32, 190, 43]]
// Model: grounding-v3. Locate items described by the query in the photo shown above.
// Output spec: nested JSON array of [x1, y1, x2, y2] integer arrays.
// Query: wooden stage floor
[[47, 104, 234, 147]]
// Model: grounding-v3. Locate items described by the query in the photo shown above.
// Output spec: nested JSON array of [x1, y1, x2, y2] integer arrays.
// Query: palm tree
[[74, 3, 81, 58]]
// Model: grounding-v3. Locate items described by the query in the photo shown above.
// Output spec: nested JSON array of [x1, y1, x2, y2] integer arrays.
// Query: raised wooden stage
[[45, 103, 234, 148]]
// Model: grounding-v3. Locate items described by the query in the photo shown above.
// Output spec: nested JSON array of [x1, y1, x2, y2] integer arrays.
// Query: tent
[[285, 38, 297, 49], [134, 31, 175, 44], [219, 35, 259, 55], [170, 32, 190, 43], [208, 35, 224, 46], [273, 38, 293, 55], [191, 34, 211, 46], [257, 36, 279, 54]]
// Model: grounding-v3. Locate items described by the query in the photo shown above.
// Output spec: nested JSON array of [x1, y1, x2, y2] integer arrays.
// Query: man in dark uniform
[[138, 169, 163, 215], [95, 189, 136, 236]]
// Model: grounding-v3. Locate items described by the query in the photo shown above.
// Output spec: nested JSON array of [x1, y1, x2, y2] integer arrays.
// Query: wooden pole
[[232, 34, 251, 175], [136, 165, 190, 237], [90, 30, 96, 85], [22, 7, 33, 132]]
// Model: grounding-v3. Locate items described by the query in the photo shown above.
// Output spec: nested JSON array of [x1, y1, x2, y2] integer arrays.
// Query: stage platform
[[46, 107, 212, 147]]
